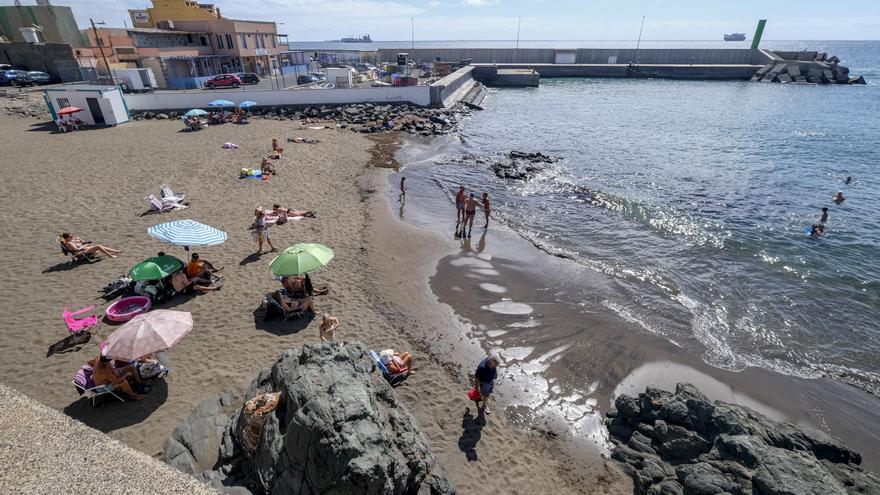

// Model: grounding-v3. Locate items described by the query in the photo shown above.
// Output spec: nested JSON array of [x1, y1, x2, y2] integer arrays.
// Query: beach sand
[[0, 111, 628, 494]]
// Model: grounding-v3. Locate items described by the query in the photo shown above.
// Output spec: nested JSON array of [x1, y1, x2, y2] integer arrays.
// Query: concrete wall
[[0, 42, 83, 82], [379, 48, 775, 66], [429, 65, 475, 107], [474, 63, 759, 80], [124, 86, 431, 111], [44, 87, 131, 125], [379, 48, 557, 64]]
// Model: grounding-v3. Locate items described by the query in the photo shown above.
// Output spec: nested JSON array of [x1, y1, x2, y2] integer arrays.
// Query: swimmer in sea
[[810, 223, 827, 237], [833, 192, 845, 204], [845, 176, 852, 184], [819, 207, 828, 224]]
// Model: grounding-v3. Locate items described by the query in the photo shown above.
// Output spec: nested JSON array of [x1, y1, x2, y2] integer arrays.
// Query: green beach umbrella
[[129, 255, 184, 281], [269, 243, 335, 276]]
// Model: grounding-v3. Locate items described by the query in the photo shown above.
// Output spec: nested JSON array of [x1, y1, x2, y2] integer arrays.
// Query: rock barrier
[[605, 383, 880, 495], [164, 341, 454, 495], [752, 52, 866, 85]]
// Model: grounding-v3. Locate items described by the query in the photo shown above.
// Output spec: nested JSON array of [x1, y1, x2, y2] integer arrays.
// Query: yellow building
[[129, 0, 221, 28]]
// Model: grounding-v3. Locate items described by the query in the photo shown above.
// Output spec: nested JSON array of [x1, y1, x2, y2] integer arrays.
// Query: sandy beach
[[0, 107, 628, 494]]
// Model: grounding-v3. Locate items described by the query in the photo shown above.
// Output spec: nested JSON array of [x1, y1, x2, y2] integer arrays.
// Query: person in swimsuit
[[832, 192, 845, 204], [455, 186, 466, 222], [171, 269, 220, 294], [482, 192, 491, 228], [819, 207, 829, 224], [91, 354, 146, 401], [463, 193, 479, 238], [319, 314, 339, 341], [845, 176, 852, 184], [253, 210, 277, 254], [275, 292, 317, 314], [61, 232, 121, 258]]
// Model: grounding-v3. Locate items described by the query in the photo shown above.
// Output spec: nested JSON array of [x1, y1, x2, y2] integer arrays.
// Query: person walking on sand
[[399, 176, 406, 203], [474, 355, 499, 415], [455, 185, 466, 222], [463, 193, 479, 238], [253, 209, 276, 254], [482, 192, 491, 228]]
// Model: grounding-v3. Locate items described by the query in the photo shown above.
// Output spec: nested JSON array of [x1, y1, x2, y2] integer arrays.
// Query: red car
[[204, 74, 242, 89]]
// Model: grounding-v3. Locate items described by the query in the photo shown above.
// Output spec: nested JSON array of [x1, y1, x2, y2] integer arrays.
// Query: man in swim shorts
[[464, 193, 479, 238], [482, 192, 491, 228], [456, 185, 466, 222]]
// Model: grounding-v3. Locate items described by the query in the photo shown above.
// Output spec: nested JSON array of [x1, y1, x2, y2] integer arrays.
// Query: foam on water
[[482, 300, 534, 315]]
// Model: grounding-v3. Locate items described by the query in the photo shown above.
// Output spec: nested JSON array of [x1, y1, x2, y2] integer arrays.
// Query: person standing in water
[[819, 207, 829, 224], [482, 192, 491, 228], [464, 193, 479, 238], [833, 192, 845, 204], [845, 176, 852, 185], [398, 176, 406, 203], [455, 186, 466, 222]]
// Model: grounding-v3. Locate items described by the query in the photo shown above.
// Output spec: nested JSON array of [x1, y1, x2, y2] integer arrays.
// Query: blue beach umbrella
[[239, 101, 257, 109], [208, 99, 235, 107], [184, 108, 208, 117], [148, 219, 228, 252]]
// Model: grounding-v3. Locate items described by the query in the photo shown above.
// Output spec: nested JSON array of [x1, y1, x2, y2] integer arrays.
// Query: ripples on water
[[404, 41, 880, 395]]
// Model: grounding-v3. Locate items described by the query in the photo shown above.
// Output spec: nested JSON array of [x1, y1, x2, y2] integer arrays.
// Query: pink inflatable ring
[[106, 296, 152, 322]]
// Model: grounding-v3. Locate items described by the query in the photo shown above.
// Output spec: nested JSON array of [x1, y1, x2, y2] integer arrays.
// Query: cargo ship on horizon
[[333, 34, 373, 43], [724, 33, 747, 41]]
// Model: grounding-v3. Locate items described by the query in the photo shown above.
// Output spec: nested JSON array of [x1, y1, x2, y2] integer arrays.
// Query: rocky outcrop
[[605, 383, 880, 495], [165, 342, 454, 495], [489, 151, 560, 181], [752, 51, 866, 85]]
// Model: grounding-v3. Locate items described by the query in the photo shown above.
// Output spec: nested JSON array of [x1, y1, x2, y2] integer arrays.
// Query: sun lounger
[[63, 306, 99, 335], [160, 184, 185, 203], [72, 364, 125, 406], [57, 237, 95, 264], [146, 194, 187, 212], [370, 350, 409, 386], [263, 289, 311, 321]]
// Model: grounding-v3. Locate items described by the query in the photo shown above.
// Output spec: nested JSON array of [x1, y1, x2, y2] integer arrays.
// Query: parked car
[[14, 71, 55, 86], [235, 72, 260, 84], [1, 69, 27, 86], [296, 74, 321, 85], [309, 72, 326, 81], [203, 74, 242, 89]]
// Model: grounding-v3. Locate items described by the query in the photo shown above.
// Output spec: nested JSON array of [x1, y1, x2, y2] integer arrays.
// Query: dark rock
[[144, 111, 155, 119], [164, 393, 238, 474], [606, 383, 879, 495], [849, 75, 867, 85], [777, 74, 793, 83]]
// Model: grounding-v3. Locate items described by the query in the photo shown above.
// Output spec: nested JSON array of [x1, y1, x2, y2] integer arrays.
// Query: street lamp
[[90, 18, 116, 86]]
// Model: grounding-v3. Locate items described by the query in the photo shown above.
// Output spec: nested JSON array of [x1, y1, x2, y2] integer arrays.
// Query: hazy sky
[[36, 0, 880, 41]]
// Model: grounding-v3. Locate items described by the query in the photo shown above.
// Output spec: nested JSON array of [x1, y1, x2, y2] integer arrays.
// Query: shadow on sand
[[63, 379, 168, 433], [458, 406, 486, 461], [251, 304, 313, 335], [43, 258, 102, 273], [46, 332, 92, 358]]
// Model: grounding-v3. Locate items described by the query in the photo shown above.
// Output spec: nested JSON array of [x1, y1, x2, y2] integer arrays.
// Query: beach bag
[[241, 392, 281, 454], [467, 387, 481, 402]]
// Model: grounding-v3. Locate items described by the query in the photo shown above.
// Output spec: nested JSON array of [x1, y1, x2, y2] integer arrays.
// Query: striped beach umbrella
[[208, 99, 235, 107], [148, 220, 227, 251], [239, 101, 257, 109]]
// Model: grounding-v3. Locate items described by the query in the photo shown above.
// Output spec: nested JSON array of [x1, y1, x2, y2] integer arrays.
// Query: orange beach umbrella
[[57, 106, 83, 115]]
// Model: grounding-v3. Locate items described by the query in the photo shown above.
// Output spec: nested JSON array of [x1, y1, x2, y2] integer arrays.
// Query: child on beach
[[319, 314, 339, 341]]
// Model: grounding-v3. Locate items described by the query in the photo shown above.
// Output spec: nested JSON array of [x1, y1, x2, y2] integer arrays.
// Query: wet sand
[[0, 110, 627, 494], [390, 164, 880, 472]]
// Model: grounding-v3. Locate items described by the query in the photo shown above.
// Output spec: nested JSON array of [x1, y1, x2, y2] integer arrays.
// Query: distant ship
[[724, 33, 746, 41], [337, 34, 372, 43]]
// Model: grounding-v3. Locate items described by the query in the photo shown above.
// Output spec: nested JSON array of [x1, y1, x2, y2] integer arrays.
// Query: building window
[[56, 97, 70, 109], [239, 33, 247, 49], [271, 36, 276, 48], [199, 36, 207, 46], [226, 33, 233, 48], [216, 34, 223, 49], [186, 34, 193, 44]]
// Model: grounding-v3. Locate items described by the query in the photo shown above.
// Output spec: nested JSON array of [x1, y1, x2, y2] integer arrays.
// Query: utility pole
[[515, 16, 521, 49], [90, 18, 115, 85], [635, 15, 646, 65]]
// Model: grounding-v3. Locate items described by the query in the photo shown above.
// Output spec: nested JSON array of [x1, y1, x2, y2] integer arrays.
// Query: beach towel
[[240, 168, 263, 179], [241, 392, 281, 454], [223, 142, 239, 149], [73, 365, 96, 395]]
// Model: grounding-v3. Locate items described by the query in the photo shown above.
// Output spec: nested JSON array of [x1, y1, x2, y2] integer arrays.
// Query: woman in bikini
[[61, 232, 121, 258]]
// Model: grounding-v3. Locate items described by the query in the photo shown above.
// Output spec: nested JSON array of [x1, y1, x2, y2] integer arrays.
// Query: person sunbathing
[[281, 275, 308, 298], [287, 137, 320, 144], [135, 353, 168, 381], [271, 138, 284, 158], [272, 204, 315, 223], [171, 269, 221, 294], [261, 158, 277, 176], [61, 232, 121, 258], [91, 354, 146, 400], [186, 253, 221, 280], [274, 291, 316, 314], [379, 349, 413, 375]]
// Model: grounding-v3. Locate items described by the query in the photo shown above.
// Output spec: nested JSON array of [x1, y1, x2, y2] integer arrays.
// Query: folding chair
[[370, 351, 410, 386], [72, 364, 125, 407]]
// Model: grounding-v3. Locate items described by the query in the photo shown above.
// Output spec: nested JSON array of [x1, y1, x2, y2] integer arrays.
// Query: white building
[[43, 85, 131, 126]]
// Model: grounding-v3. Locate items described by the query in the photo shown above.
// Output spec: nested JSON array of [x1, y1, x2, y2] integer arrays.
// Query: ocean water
[[395, 41, 880, 397]]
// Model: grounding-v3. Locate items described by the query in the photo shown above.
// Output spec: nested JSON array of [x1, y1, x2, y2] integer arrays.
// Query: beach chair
[[63, 306, 99, 335], [57, 237, 95, 264], [370, 351, 409, 386], [160, 184, 185, 203], [146, 194, 187, 212], [263, 290, 310, 321], [72, 364, 125, 407]]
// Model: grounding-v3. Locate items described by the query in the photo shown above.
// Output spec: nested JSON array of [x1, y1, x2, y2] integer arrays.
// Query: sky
[[21, 0, 880, 41]]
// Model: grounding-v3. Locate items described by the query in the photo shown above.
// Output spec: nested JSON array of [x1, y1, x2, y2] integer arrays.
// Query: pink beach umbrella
[[103, 310, 193, 361]]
